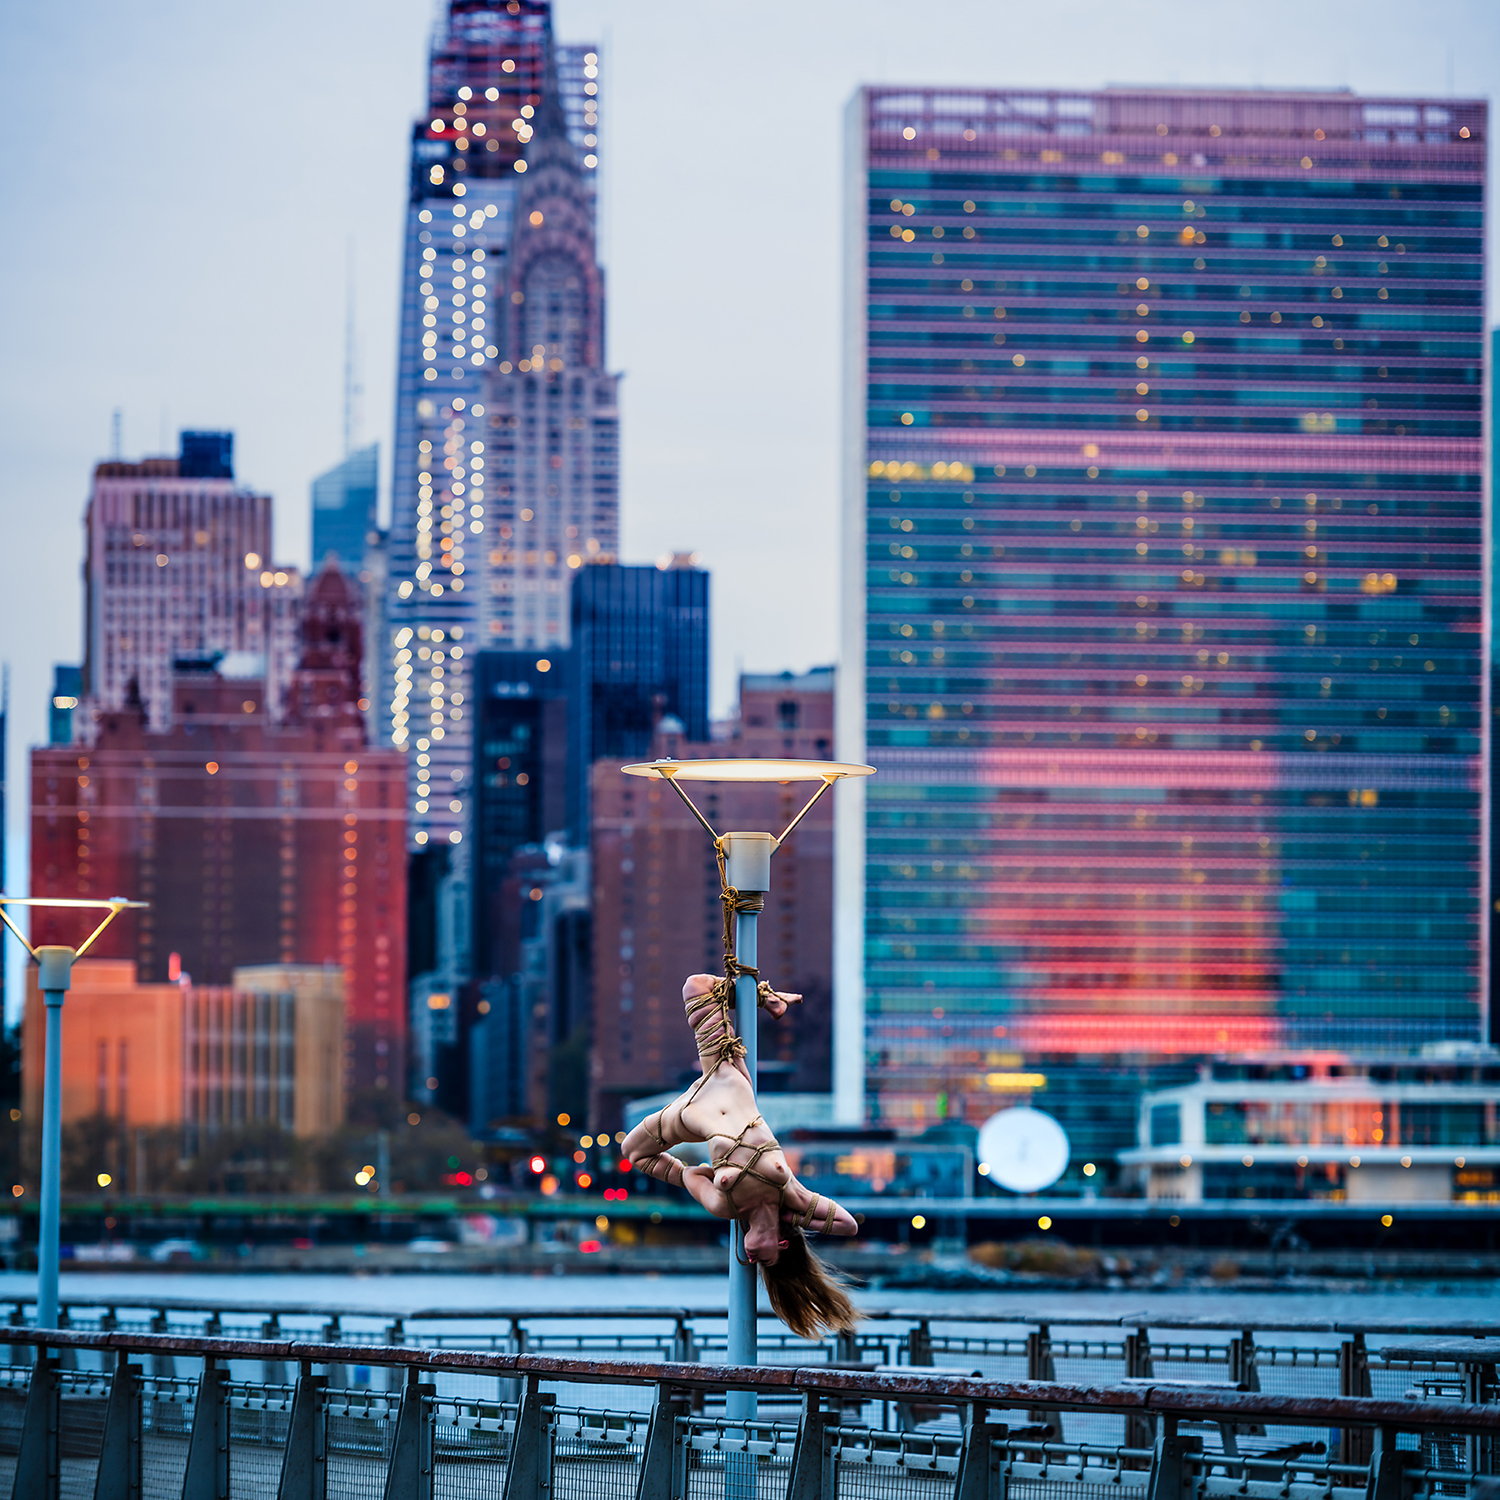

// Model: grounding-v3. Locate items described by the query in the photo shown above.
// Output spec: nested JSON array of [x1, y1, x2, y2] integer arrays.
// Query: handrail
[[7, 1296, 1500, 1338], [2, 1325, 1497, 1434]]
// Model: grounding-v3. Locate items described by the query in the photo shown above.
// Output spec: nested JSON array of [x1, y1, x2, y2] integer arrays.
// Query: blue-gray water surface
[[0, 1270, 1494, 1324]]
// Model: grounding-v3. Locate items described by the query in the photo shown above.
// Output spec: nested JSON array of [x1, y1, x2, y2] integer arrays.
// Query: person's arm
[[680, 1163, 735, 1220]]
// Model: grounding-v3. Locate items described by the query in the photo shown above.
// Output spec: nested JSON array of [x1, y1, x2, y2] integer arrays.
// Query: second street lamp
[[0, 896, 147, 1330]]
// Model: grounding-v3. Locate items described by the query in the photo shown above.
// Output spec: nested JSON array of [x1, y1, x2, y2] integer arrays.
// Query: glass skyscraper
[[387, 0, 602, 851], [837, 87, 1487, 1135], [311, 443, 378, 570]]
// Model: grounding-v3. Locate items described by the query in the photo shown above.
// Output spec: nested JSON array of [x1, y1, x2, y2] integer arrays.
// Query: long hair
[[758, 1226, 861, 1339]]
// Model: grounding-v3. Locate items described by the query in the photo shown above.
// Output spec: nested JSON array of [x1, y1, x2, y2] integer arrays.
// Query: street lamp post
[[619, 758, 873, 1452], [0, 896, 146, 1329]]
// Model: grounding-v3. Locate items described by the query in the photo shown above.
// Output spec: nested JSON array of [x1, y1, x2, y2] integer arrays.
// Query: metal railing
[[6, 1298, 1496, 1423], [0, 1324, 1493, 1500]]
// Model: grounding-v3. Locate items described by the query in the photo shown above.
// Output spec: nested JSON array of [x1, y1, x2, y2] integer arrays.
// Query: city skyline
[[2, 4, 1495, 768], [2, 1, 1498, 1026]]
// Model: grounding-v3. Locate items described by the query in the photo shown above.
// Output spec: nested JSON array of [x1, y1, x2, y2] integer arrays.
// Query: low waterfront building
[[1120, 1048, 1500, 1202], [21, 958, 346, 1157]]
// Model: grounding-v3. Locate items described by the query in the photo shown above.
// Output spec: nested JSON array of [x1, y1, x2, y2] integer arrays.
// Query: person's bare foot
[[759, 987, 801, 1019]]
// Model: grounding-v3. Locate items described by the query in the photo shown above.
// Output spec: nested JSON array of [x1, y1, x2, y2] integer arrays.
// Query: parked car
[[147, 1238, 205, 1263]]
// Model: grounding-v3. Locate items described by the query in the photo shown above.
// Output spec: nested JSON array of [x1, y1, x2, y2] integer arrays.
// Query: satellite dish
[[978, 1107, 1069, 1193]]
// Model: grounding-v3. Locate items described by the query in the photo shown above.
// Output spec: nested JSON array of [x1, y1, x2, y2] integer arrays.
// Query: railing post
[[321, 1318, 345, 1388], [181, 1359, 230, 1500], [1125, 1327, 1155, 1451], [670, 1315, 696, 1364], [11, 1353, 59, 1500], [1226, 1331, 1264, 1440], [381, 1371, 434, 1500], [786, 1391, 833, 1500], [1026, 1325, 1060, 1440], [1364, 1426, 1415, 1500], [92, 1356, 142, 1500], [55, 1306, 78, 1370], [907, 1318, 932, 1367], [633, 1383, 689, 1500], [275, 1370, 327, 1500], [1026, 1324, 1055, 1381], [1339, 1333, 1373, 1465], [7, 1306, 32, 1368], [954, 1413, 1007, 1500], [1145, 1419, 1201, 1500], [1227, 1330, 1259, 1391], [382, 1320, 406, 1394], [500, 1375, 553, 1500], [261, 1313, 290, 1387], [148, 1311, 174, 1381]]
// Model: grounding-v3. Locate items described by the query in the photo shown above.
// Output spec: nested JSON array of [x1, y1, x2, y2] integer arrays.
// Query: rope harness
[[635, 841, 838, 1241]]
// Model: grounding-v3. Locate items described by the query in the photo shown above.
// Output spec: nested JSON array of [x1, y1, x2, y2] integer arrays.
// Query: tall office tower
[[311, 443, 379, 569], [311, 443, 388, 740], [589, 668, 837, 1129], [387, 0, 602, 854], [567, 559, 709, 838], [840, 88, 1487, 1137], [479, 63, 620, 656], [471, 649, 572, 973], [83, 431, 302, 732], [31, 565, 408, 1098]]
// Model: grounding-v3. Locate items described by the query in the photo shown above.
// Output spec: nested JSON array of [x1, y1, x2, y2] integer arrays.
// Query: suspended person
[[622, 973, 861, 1338]]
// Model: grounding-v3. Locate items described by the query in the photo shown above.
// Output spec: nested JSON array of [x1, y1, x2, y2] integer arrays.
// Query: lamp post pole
[[618, 758, 873, 1500], [35, 947, 75, 1331], [720, 831, 775, 1498]]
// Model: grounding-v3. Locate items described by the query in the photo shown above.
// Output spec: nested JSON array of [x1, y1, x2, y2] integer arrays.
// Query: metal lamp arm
[[0, 905, 37, 959], [73, 904, 130, 959], [776, 775, 838, 846], [659, 772, 722, 842]]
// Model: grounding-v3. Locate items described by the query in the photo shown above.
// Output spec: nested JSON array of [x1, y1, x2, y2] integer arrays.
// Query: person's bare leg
[[681, 974, 802, 1084], [623, 1107, 690, 1186]]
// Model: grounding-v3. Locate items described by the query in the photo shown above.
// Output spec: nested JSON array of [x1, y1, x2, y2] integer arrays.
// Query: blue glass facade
[[311, 443, 378, 571], [838, 88, 1488, 1137]]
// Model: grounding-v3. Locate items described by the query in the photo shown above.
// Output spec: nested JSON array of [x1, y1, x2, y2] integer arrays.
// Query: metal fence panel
[[57, 1370, 110, 1500], [227, 1380, 295, 1500], [429, 1395, 515, 1500], [140, 1376, 195, 1500]]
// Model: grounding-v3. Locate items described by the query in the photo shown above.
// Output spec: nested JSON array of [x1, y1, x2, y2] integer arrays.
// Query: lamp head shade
[[620, 758, 875, 783]]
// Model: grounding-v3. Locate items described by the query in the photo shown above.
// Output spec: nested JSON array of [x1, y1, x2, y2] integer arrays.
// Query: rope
[[714, 842, 791, 1016]]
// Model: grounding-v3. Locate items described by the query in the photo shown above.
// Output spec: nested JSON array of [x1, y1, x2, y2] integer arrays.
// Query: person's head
[[757, 1226, 860, 1339]]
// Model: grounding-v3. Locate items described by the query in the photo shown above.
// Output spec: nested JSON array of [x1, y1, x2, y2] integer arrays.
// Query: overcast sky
[[0, 0, 1495, 928]]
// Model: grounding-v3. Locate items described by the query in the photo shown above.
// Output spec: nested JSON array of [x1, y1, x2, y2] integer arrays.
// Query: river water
[[1, 1269, 1495, 1324]]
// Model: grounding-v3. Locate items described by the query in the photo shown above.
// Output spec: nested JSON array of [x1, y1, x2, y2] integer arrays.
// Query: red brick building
[[587, 668, 836, 1128], [31, 566, 408, 1098]]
